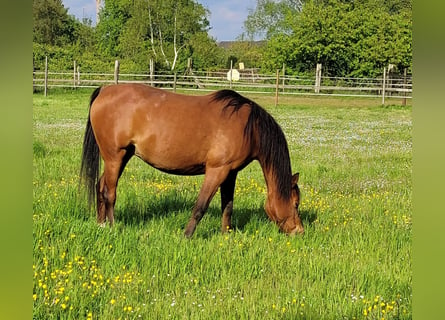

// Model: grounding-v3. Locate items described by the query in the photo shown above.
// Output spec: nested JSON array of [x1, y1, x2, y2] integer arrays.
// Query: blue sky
[[62, 0, 258, 41]]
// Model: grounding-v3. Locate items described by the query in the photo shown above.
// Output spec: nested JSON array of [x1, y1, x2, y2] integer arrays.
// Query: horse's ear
[[292, 172, 300, 185]]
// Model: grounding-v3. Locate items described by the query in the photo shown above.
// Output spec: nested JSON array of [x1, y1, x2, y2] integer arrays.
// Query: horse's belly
[[133, 140, 208, 175]]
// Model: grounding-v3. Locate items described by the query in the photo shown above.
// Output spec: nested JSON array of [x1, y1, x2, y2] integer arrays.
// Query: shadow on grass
[[300, 209, 318, 226], [115, 193, 318, 238], [115, 194, 195, 226]]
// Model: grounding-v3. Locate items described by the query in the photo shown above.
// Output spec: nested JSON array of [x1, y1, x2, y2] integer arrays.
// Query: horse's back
[[90, 84, 254, 173]]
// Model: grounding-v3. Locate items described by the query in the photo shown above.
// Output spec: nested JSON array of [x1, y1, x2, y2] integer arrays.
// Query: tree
[[186, 32, 225, 71], [33, 0, 77, 45], [255, 0, 412, 76], [145, 0, 210, 70], [244, 0, 304, 39], [33, 0, 99, 71], [225, 38, 264, 70], [290, 0, 355, 76], [95, 0, 131, 57], [97, 0, 211, 71]]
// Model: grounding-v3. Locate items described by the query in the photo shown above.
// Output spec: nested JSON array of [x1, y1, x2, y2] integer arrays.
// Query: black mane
[[211, 90, 292, 200]]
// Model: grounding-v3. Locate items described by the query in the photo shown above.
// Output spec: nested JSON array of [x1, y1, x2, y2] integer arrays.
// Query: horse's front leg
[[184, 166, 231, 238], [220, 171, 237, 233]]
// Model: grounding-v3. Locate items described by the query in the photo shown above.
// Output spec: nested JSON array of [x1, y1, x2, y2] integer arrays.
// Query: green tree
[[146, 0, 210, 70], [186, 32, 225, 71], [33, 0, 99, 71], [244, 0, 304, 39], [33, 0, 77, 45], [95, 0, 131, 57], [117, 0, 153, 68], [256, 0, 412, 76], [226, 39, 264, 70], [97, 0, 211, 71], [291, 0, 355, 76]]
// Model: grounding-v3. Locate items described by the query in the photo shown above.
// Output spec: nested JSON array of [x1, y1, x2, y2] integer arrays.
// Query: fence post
[[402, 68, 407, 106], [275, 69, 279, 107], [77, 65, 80, 86], [149, 59, 154, 86], [44, 56, 48, 97], [173, 72, 177, 92], [282, 63, 286, 93], [229, 60, 233, 89], [33, 57, 36, 93], [114, 60, 120, 84], [315, 63, 322, 93], [382, 67, 386, 105], [73, 60, 77, 89]]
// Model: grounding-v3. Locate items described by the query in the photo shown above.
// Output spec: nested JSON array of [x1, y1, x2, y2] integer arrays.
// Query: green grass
[[33, 89, 411, 319]]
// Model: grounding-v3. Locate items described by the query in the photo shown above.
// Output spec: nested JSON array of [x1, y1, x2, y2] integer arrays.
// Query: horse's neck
[[262, 166, 291, 223], [261, 165, 289, 202]]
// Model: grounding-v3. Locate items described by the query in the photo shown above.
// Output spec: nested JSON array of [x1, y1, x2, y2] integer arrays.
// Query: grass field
[[33, 89, 412, 319]]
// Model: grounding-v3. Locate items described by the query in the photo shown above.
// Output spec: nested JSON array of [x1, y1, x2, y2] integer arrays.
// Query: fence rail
[[33, 60, 412, 104]]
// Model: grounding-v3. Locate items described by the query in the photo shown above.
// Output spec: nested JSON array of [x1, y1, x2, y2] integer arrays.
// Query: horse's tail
[[80, 87, 102, 207]]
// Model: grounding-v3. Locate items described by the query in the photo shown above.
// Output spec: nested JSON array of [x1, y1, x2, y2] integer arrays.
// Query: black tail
[[80, 87, 102, 207]]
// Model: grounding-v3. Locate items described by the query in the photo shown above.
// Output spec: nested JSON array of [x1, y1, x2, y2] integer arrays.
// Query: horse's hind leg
[[96, 174, 106, 225], [96, 161, 120, 226], [96, 148, 133, 226], [220, 171, 237, 233]]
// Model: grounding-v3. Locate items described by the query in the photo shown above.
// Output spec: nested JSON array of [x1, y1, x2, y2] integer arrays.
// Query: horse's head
[[265, 172, 304, 235], [288, 172, 304, 235]]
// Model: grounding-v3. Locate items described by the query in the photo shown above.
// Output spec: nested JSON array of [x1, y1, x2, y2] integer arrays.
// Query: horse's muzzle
[[289, 225, 305, 236]]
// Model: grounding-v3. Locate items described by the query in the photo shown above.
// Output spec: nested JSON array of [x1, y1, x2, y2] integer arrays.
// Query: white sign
[[227, 69, 240, 81]]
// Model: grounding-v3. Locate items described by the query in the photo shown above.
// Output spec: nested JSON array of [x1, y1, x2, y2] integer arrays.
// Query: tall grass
[[33, 89, 411, 319]]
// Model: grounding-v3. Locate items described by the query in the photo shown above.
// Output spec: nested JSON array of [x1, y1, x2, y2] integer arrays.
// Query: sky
[[61, 0, 258, 41]]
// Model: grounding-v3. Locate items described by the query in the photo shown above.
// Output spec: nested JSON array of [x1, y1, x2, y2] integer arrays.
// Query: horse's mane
[[211, 90, 292, 200]]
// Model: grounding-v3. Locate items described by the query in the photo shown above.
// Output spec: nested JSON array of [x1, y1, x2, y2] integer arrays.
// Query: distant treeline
[[33, 0, 411, 77]]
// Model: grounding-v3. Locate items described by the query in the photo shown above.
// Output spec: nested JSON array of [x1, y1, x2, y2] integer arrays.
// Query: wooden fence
[[33, 59, 412, 104]]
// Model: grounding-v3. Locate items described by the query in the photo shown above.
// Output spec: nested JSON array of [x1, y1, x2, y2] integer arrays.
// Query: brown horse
[[80, 84, 304, 237]]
